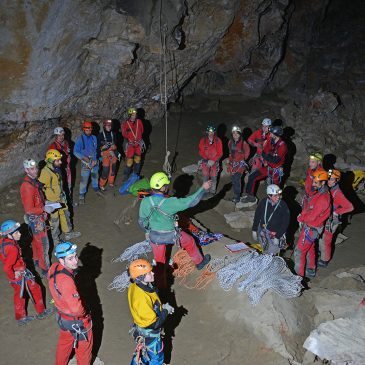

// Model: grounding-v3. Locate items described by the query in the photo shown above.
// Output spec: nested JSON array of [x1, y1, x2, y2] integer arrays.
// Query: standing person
[[252, 184, 290, 255], [121, 107, 144, 180], [318, 169, 354, 267], [74, 121, 103, 204], [227, 125, 250, 203], [294, 170, 331, 278], [128, 259, 174, 365], [39, 149, 80, 245], [20, 158, 51, 277], [98, 119, 118, 190], [304, 152, 323, 197], [49, 127, 72, 194], [198, 124, 223, 197], [139, 172, 211, 288], [247, 118, 272, 171], [0, 220, 52, 325], [240, 126, 287, 206], [48, 242, 93, 365]]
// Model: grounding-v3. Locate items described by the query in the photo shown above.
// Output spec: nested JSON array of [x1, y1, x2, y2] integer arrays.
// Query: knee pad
[[134, 155, 141, 164], [126, 158, 134, 167]]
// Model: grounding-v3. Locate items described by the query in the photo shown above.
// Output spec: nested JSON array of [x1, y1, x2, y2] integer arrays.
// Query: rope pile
[[172, 249, 196, 286], [112, 240, 151, 263], [108, 270, 130, 292], [216, 251, 303, 305]]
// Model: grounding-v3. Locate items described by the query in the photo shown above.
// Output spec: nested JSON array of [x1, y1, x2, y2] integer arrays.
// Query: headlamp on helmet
[[232, 125, 242, 134], [23, 159, 37, 169], [54, 242, 78, 259]]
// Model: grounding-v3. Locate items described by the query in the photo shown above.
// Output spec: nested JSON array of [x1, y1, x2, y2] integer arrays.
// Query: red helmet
[[83, 121, 92, 131], [103, 119, 112, 127]]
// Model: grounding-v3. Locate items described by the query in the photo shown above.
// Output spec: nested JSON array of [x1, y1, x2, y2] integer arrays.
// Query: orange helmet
[[129, 259, 153, 279], [83, 121, 92, 131], [312, 170, 328, 182], [328, 169, 341, 180], [103, 119, 112, 127]]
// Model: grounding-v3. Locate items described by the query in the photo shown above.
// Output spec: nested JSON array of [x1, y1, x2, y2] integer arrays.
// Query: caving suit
[[139, 189, 205, 288], [319, 184, 353, 262], [252, 198, 290, 255], [48, 262, 93, 365], [20, 175, 50, 272], [128, 282, 168, 365], [245, 137, 287, 195], [98, 129, 118, 187], [121, 118, 144, 178], [247, 129, 270, 170], [304, 166, 324, 197], [294, 185, 331, 276], [227, 138, 250, 201], [0, 237, 45, 320], [49, 139, 72, 191], [39, 164, 72, 244], [198, 135, 223, 194], [74, 133, 99, 198]]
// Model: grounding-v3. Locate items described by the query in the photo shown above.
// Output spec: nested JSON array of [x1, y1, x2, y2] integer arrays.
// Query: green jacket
[[138, 187, 204, 232]]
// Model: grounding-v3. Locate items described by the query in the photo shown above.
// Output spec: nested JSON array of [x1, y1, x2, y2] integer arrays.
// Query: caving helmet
[[309, 152, 323, 162], [312, 170, 329, 182], [54, 127, 64, 135], [150, 172, 170, 190], [82, 121, 93, 131], [262, 118, 272, 126], [328, 169, 341, 180], [266, 184, 282, 195], [45, 149, 62, 163], [0, 220, 20, 236], [23, 158, 37, 170], [128, 108, 137, 116], [54, 242, 78, 259], [129, 259, 153, 280], [270, 125, 283, 137], [231, 125, 242, 134]]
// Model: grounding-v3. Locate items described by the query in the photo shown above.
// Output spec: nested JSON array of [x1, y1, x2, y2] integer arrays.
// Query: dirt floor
[[0, 96, 364, 365]]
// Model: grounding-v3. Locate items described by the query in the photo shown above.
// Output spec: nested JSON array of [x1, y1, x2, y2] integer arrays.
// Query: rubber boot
[[133, 163, 141, 176], [123, 166, 132, 181], [196, 254, 211, 270]]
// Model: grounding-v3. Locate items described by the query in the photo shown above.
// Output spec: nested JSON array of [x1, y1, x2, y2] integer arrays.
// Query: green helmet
[[128, 107, 137, 116], [309, 152, 323, 162], [150, 172, 170, 190]]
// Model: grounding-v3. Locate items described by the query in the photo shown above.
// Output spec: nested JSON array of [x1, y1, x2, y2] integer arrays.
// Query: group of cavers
[[0, 111, 355, 365]]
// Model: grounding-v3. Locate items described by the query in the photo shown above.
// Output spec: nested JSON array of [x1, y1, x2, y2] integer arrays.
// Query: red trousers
[[55, 319, 93, 365], [294, 227, 316, 277], [32, 229, 50, 271], [151, 231, 203, 265], [200, 161, 219, 178], [125, 143, 142, 158], [319, 229, 333, 262], [99, 153, 117, 187], [11, 279, 45, 320]]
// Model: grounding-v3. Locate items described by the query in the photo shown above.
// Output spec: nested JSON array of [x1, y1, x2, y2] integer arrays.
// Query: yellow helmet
[[309, 152, 323, 162], [128, 107, 137, 116], [46, 149, 62, 163], [150, 172, 170, 190]]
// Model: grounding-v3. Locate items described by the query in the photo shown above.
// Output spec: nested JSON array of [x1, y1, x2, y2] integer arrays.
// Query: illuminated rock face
[[0, 0, 364, 186]]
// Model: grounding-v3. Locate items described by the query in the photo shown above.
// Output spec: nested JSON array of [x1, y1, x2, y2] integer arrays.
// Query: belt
[[57, 311, 89, 321]]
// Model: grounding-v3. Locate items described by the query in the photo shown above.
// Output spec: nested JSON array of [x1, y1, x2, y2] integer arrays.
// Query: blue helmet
[[0, 220, 20, 236], [54, 242, 77, 259]]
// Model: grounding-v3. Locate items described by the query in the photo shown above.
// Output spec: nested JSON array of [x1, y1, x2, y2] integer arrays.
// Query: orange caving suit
[[48, 262, 93, 365]]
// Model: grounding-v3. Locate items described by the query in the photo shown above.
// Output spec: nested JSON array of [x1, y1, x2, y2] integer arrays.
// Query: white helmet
[[23, 158, 37, 169], [232, 125, 242, 134], [54, 127, 64, 135], [267, 184, 282, 195], [262, 118, 272, 126]]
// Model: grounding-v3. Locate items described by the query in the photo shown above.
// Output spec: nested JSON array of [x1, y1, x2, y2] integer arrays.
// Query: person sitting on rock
[[39, 149, 81, 245], [294, 170, 330, 278], [198, 124, 223, 198], [304, 152, 324, 197], [98, 119, 118, 190], [128, 259, 174, 365], [121, 107, 145, 180], [318, 169, 353, 268], [240, 126, 287, 207], [252, 184, 290, 255], [247, 117, 272, 171], [0, 219, 52, 326], [227, 125, 250, 203], [138, 172, 211, 288]]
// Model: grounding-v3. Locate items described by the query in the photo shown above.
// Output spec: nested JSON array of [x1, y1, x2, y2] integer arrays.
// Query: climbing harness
[[267, 166, 284, 185]]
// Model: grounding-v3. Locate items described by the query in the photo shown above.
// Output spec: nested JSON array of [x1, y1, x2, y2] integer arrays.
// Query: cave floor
[[0, 96, 364, 365]]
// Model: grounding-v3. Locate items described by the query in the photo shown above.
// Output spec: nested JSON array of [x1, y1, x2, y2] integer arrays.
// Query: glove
[[44, 206, 55, 214], [162, 303, 175, 315], [207, 160, 215, 167], [252, 231, 258, 241]]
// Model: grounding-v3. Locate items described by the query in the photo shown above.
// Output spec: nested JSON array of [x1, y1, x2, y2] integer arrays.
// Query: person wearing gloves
[[318, 169, 353, 267], [128, 259, 174, 365], [252, 184, 290, 255], [139, 172, 212, 288], [198, 124, 223, 197], [20, 158, 51, 277]]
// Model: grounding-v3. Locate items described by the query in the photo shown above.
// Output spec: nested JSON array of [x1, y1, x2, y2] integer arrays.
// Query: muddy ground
[[0, 96, 364, 365]]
